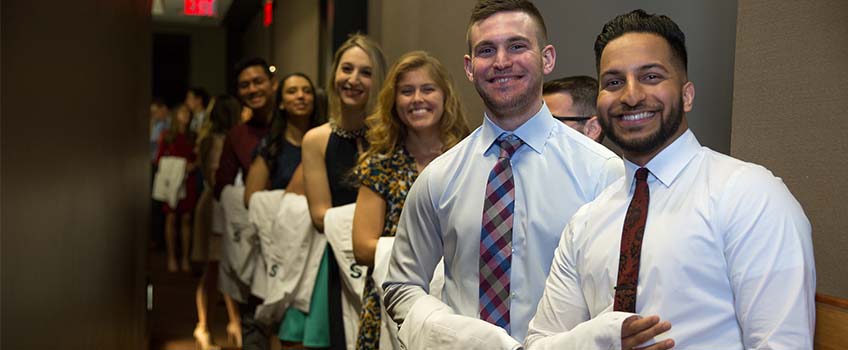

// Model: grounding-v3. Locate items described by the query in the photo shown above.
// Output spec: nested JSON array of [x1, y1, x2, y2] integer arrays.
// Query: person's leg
[[195, 262, 221, 350], [180, 213, 192, 272], [212, 260, 242, 347], [195, 263, 210, 331], [164, 212, 178, 272]]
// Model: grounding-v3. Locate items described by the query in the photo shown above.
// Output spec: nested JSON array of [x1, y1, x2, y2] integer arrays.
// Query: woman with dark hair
[[155, 104, 198, 273], [244, 73, 326, 205], [192, 95, 244, 350]]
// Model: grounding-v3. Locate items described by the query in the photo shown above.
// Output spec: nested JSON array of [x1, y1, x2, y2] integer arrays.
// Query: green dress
[[354, 146, 419, 349], [278, 248, 332, 347], [279, 130, 361, 348]]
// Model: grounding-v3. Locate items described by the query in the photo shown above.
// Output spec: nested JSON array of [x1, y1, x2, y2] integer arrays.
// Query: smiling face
[[237, 65, 275, 113], [597, 32, 694, 164], [334, 46, 374, 112], [281, 75, 315, 119], [464, 11, 555, 122], [395, 67, 445, 135]]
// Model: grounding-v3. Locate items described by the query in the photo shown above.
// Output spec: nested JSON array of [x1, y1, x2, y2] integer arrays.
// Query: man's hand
[[621, 315, 675, 350]]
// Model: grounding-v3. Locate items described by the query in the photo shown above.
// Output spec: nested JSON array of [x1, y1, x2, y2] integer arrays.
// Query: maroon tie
[[614, 168, 650, 313]]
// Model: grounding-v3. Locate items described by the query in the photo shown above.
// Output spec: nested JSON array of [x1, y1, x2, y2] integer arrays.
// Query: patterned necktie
[[480, 133, 524, 332], [614, 167, 650, 312]]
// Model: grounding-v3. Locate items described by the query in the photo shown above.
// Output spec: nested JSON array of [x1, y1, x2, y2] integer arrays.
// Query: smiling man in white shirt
[[382, 0, 623, 347], [525, 9, 816, 350]]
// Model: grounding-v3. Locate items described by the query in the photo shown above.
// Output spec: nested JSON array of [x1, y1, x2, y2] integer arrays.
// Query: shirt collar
[[624, 129, 701, 190], [480, 102, 556, 156]]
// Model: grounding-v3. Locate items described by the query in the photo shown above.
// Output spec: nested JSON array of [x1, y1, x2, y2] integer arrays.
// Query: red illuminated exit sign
[[185, 0, 215, 16]]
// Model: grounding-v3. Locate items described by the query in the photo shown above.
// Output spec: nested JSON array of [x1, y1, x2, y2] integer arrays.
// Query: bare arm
[[244, 157, 271, 208], [214, 133, 239, 200], [352, 186, 386, 267], [302, 124, 332, 232], [204, 135, 225, 184], [285, 164, 306, 196]]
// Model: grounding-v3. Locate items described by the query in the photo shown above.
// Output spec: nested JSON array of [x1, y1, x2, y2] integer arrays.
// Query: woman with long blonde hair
[[352, 50, 470, 349], [285, 34, 386, 350]]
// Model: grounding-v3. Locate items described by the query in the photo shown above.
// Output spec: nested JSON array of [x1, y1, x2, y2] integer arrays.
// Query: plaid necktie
[[614, 167, 650, 312], [480, 133, 524, 332]]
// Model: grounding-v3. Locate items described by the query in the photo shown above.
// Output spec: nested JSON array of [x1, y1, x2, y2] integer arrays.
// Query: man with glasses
[[543, 76, 604, 142]]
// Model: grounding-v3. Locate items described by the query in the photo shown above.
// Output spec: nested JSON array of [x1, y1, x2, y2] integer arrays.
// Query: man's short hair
[[466, 0, 548, 54], [594, 9, 688, 74], [233, 57, 273, 82], [543, 76, 598, 116], [187, 87, 210, 108]]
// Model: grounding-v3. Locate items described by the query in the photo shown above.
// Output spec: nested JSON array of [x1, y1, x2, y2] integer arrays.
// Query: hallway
[[148, 248, 239, 350]]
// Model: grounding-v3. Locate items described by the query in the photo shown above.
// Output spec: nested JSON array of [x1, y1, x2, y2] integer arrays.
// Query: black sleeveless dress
[[257, 138, 301, 190], [324, 131, 363, 349]]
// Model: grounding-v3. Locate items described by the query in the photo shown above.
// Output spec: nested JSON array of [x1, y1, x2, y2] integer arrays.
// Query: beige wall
[[371, 0, 485, 126], [732, 0, 848, 298], [243, 12, 272, 62], [1, 0, 150, 348], [272, 0, 321, 84]]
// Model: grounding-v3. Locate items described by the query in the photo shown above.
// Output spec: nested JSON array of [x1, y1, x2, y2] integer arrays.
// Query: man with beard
[[524, 10, 815, 350], [214, 57, 276, 350], [382, 0, 623, 347]]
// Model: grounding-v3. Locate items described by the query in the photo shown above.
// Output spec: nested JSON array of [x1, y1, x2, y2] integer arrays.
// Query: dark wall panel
[[1, 0, 151, 348]]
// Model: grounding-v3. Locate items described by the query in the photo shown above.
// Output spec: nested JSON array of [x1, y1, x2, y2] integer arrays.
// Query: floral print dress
[[354, 146, 419, 349]]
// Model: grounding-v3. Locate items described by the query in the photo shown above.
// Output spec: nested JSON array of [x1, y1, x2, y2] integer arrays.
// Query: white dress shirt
[[383, 103, 624, 342], [525, 130, 816, 349]]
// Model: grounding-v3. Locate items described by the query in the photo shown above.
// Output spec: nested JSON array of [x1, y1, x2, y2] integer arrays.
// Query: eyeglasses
[[553, 115, 591, 122]]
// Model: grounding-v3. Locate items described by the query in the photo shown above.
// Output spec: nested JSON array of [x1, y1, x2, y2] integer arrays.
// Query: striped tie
[[480, 133, 523, 332]]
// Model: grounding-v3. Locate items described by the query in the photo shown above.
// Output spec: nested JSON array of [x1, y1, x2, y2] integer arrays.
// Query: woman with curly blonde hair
[[351, 50, 470, 349]]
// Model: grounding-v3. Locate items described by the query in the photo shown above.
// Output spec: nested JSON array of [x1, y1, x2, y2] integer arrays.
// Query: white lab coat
[[248, 190, 326, 323], [324, 204, 368, 350], [324, 205, 446, 350], [218, 185, 260, 303], [152, 156, 186, 208], [373, 237, 445, 350]]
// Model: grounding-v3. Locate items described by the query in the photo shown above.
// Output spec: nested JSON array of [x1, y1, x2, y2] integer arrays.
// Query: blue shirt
[[383, 103, 624, 342], [150, 118, 170, 160]]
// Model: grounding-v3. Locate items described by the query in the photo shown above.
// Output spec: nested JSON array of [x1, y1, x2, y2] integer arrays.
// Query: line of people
[[150, 1, 816, 349]]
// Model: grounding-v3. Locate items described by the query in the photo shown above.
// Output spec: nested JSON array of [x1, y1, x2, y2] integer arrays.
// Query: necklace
[[329, 121, 367, 139]]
